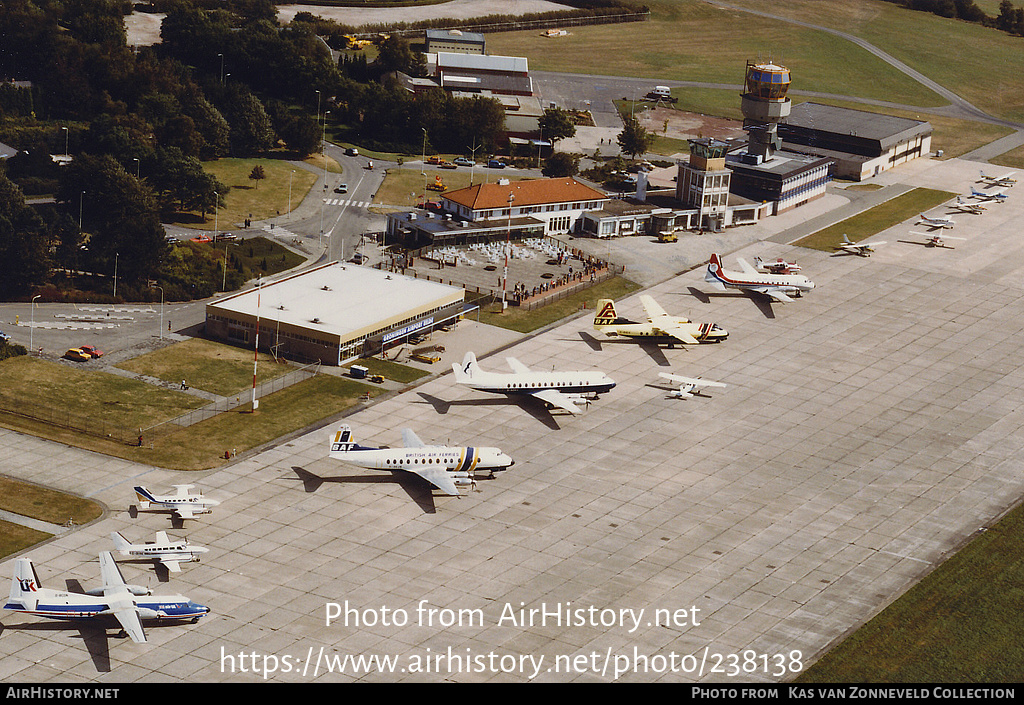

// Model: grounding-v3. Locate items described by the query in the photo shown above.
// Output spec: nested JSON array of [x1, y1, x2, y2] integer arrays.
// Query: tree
[[617, 115, 654, 159], [249, 165, 266, 189], [538, 108, 576, 148], [0, 172, 50, 297], [542, 152, 579, 178]]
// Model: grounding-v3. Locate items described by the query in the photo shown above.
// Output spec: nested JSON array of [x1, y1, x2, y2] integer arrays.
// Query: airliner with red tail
[[705, 253, 815, 303]]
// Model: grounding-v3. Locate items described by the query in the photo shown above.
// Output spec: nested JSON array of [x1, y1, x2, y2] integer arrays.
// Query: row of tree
[[883, 0, 1024, 36]]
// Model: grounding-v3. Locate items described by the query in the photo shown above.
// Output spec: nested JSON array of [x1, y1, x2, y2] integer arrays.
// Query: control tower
[[739, 60, 791, 164]]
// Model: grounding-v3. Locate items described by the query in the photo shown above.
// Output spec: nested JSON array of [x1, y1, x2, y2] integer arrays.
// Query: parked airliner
[[704, 253, 815, 302]]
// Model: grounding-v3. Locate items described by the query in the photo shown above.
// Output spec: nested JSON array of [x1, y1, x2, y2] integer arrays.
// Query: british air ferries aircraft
[[593, 295, 727, 346], [452, 351, 615, 414], [134, 485, 219, 520], [916, 214, 955, 230], [328, 425, 513, 496], [979, 169, 1016, 187], [950, 196, 986, 215], [970, 187, 1008, 203], [4, 552, 209, 643], [110, 531, 209, 572], [705, 253, 815, 303], [658, 373, 727, 399], [834, 234, 886, 257]]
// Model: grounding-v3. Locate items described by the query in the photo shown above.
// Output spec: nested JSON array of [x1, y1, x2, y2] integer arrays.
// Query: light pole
[[288, 169, 294, 213], [222, 241, 237, 291], [61, 126, 68, 159], [502, 193, 514, 311], [214, 190, 219, 237], [421, 128, 428, 198], [30, 295, 40, 354], [112, 252, 118, 300]]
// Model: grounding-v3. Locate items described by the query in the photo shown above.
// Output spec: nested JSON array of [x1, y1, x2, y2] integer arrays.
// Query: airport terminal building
[[205, 262, 465, 364]]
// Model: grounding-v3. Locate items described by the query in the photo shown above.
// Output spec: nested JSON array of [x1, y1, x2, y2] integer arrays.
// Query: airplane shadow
[[416, 392, 561, 430], [686, 286, 775, 319], [291, 466, 439, 514], [577, 331, 672, 366]]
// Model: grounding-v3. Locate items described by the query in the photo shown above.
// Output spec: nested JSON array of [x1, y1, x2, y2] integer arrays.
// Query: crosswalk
[[323, 198, 369, 208]]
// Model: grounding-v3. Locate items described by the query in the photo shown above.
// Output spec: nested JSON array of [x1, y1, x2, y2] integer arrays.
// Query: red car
[[79, 344, 104, 358]]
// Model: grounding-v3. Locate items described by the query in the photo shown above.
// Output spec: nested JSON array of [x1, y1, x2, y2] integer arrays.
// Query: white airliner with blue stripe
[[329, 425, 513, 496], [705, 253, 815, 303], [4, 552, 209, 643]]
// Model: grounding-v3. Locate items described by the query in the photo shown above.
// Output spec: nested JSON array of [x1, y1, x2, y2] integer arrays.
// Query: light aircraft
[[452, 351, 615, 414], [593, 295, 727, 346], [754, 256, 801, 274], [657, 372, 727, 399], [134, 485, 219, 520], [4, 552, 209, 643], [979, 169, 1016, 187], [970, 187, 1007, 203], [834, 234, 886, 257], [110, 531, 208, 573], [950, 196, 985, 215], [705, 253, 815, 303], [909, 231, 966, 249], [915, 214, 955, 230], [328, 425, 513, 496]]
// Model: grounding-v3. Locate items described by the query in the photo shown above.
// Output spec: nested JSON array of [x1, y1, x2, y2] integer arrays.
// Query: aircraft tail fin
[[329, 425, 355, 456], [453, 352, 479, 382], [593, 299, 618, 328], [134, 486, 155, 508], [7, 557, 41, 611], [705, 254, 726, 289], [110, 531, 132, 555]]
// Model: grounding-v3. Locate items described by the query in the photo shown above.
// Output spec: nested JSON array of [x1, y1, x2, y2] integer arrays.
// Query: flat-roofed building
[[205, 262, 465, 364], [425, 29, 485, 55], [435, 52, 533, 96], [778, 102, 932, 181]]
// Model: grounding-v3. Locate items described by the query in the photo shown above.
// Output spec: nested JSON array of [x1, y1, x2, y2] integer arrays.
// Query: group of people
[[506, 255, 610, 305]]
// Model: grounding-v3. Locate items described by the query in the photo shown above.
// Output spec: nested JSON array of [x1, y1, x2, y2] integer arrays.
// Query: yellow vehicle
[[411, 352, 441, 364], [426, 174, 447, 192], [64, 347, 91, 361], [658, 231, 678, 243]]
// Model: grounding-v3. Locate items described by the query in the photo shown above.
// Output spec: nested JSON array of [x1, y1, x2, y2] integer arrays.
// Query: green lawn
[[794, 188, 956, 252], [0, 519, 53, 561], [0, 477, 103, 527]]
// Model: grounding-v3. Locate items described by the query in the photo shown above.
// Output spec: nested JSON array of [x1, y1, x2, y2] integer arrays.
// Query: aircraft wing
[[748, 286, 793, 303], [403, 466, 460, 496], [161, 559, 182, 573], [174, 506, 196, 519], [657, 322, 699, 345], [505, 357, 531, 374], [401, 428, 426, 448], [659, 373, 726, 389], [639, 294, 668, 323], [530, 388, 582, 414], [155, 531, 169, 545], [172, 485, 195, 497], [737, 258, 759, 275], [98, 551, 148, 643]]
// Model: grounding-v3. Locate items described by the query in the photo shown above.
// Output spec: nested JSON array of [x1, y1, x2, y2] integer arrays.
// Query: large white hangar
[[205, 262, 465, 364]]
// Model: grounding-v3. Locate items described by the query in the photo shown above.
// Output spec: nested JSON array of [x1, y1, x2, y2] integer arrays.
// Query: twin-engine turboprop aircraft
[[4, 552, 209, 643], [593, 295, 727, 346], [110, 531, 208, 573], [328, 425, 513, 496], [452, 351, 615, 414], [133, 485, 219, 520], [704, 253, 815, 303]]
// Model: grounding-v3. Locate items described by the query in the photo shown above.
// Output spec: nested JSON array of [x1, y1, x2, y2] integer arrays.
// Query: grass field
[[794, 187, 956, 252], [0, 477, 103, 527], [116, 338, 292, 397], [0, 519, 53, 561], [476, 276, 642, 333], [797, 498, 1024, 682]]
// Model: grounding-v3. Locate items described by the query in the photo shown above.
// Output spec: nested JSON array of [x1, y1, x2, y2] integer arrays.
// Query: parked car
[[453, 157, 474, 167], [0, 331, 10, 343], [487, 159, 507, 169], [64, 348, 91, 361], [190, 234, 212, 243], [334, 183, 348, 193], [214, 232, 237, 241], [79, 344, 104, 358], [345, 147, 359, 156], [350, 253, 366, 264]]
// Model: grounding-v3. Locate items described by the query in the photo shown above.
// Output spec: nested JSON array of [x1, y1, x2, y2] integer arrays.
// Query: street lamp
[[30, 295, 40, 354], [61, 126, 68, 159], [112, 252, 118, 300]]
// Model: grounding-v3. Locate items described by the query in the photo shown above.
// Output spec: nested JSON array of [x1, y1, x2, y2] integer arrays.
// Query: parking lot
[[3, 156, 1024, 682]]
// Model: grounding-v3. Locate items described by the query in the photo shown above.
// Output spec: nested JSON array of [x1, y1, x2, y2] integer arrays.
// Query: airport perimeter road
[[4, 158, 1024, 682]]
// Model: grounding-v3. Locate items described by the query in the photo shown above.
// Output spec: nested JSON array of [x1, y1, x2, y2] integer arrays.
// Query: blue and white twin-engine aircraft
[[4, 551, 209, 643], [329, 425, 514, 496]]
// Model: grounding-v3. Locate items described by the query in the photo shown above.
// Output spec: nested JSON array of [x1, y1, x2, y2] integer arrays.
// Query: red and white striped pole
[[251, 274, 262, 411]]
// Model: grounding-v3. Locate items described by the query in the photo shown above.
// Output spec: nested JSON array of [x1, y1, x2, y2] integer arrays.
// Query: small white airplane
[[754, 256, 801, 274], [658, 372, 727, 399], [110, 531, 209, 573], [705, 253, 815, 303], [452, 351, 615, 414], [950, 196, 986, 214], [916, 213, 955, 230], [328, 425, 513, 496], [834, 234, 886, 257], [909, 231, 966, 249], [593, 295, 727, 346], [970, 187, 1007, 203], [979, 169, 1016, 187], [133, 485, 220, 520], [4, 552, 210, 643]]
